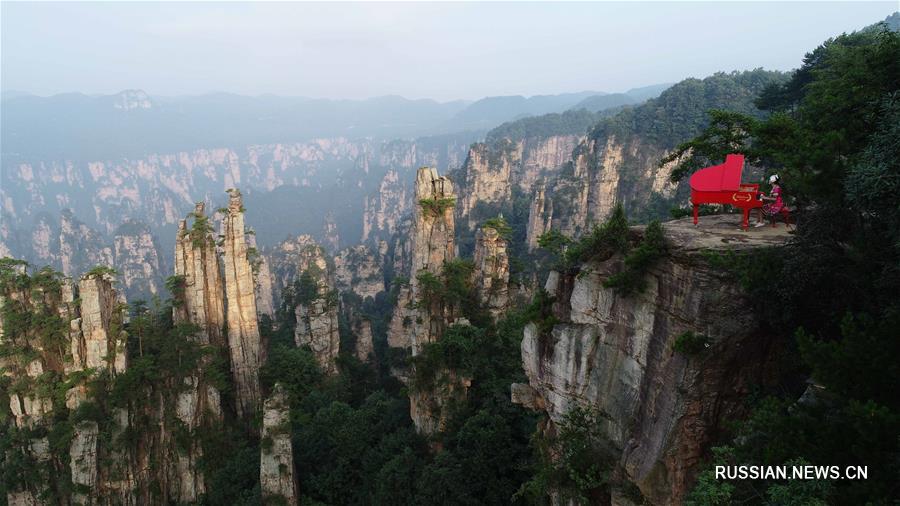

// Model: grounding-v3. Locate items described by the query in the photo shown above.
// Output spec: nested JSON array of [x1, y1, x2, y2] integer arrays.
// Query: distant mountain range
[[0, 85, 671, 162]]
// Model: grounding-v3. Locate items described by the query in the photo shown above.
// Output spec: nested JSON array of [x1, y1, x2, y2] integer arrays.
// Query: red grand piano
[[690, 154, 762, 230]]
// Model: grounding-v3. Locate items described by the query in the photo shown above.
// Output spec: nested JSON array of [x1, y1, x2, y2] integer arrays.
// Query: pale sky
[[1, 1, 897, 101]]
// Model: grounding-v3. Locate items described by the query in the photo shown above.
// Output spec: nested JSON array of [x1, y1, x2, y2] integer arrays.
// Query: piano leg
[[693, 204, 699, 225], [741, 209, 750, 230]]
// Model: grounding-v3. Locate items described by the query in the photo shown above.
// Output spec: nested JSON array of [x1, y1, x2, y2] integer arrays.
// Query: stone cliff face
[[457, 143, 514, 229], [513, 216, 788, 504], [333, 244, 385, 301], [472, 225, 510, 319], [322, 212, 341, 253], [113, 222, 166, 299], [0, 210, 165, 302], [385, 167, 474, 436], [170, 203, 227, 501], [294, 295, 340, 375], [454, 135, 582, 234], [174, 202, 226, 346], [388, 167, 457, 353], [1, 189, 278, 505], [409, 369, 472, 437], [277, 236, 341, 374], [525, 183, 553, 252], [268, 234, 327, 297], [260, 384, 299, 504], [248, 233, 276, 318], [73, 272, 129, 375], [0, 266, 132, 505], [352, 318, 374, 362], [222, 189, 263, 419], [362, 169, 410, 243]]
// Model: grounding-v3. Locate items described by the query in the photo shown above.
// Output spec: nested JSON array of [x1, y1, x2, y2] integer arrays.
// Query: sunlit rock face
[[222, 189, 262, 419], [174, 202, 226, 346], [75, 272, 128, 374], [514, 216, 789, 504]]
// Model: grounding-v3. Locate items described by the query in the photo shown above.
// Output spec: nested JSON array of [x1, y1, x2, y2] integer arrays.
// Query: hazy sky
[[2, 2, 896, 101]]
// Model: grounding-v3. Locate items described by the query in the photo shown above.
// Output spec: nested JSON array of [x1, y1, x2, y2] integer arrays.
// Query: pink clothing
[[763, 184, 784, 216]]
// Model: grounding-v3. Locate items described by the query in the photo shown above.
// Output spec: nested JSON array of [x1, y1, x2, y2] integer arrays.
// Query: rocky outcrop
[[386, 168, 474, 436], [260, 384, 299, 505], [222, 189, 262, 419], [73, 271, 128, 374], [173, 203, 226, 346], [170, 202, 226, 501], [0, 262, 138, 505], [294, 297, 340, 375], [472, 224, 510, 319], [353, 318, 374, 362], [410, 370, 472, 437], [248, 234, 275, 318], [289, 239, 341, 375], [59, 212, 116, 279], [334, 244, 385, 300], [322, 212, 340, 253], [113, 222, 165, 299], [526, 183, 553, 252], [457, 143, 514, 229], [269, 234, 328, 295], [361, 169, 410, 243], [454, 135, 583, 235], [388, 167, 456, 354], [513, 216, 789, 504]]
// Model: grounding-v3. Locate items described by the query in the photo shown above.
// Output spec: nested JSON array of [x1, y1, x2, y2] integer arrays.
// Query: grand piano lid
[[689, 154, 745, 192]]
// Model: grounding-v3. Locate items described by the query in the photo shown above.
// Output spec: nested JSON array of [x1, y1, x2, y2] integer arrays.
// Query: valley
[[1, 10, 898, 506]]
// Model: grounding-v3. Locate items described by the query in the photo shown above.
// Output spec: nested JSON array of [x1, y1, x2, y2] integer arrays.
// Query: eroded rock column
[[174, 202, 226, 346], [222, 189, 262, 419], [290, 239, 340, 374], [260, 384, 299, 504], [526, 184, 552, 252], [472, 224, 510, 319], [388, 167, 456, 354]]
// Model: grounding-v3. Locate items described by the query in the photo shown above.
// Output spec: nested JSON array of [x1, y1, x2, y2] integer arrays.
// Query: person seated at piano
[[754, 174, 785, 227]]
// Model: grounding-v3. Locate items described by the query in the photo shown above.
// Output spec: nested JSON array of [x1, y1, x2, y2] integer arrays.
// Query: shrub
[[482, 216, 512, 240], [418, 197, 456, 218], [603, 220, 667, 296], [673, 331, 710, 355]]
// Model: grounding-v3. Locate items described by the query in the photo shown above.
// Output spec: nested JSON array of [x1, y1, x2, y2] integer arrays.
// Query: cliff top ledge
[[654, 214, 793, 253]]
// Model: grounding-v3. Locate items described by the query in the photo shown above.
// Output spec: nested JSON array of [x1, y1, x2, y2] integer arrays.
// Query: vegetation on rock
[[418, 197, 456, 218]]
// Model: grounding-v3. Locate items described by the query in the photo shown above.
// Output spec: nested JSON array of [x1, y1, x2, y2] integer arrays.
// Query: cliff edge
[[513, 215, 792, 504]]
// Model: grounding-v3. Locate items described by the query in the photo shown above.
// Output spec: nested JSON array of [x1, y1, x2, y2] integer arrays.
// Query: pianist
[[754, 174, 785, 227]]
